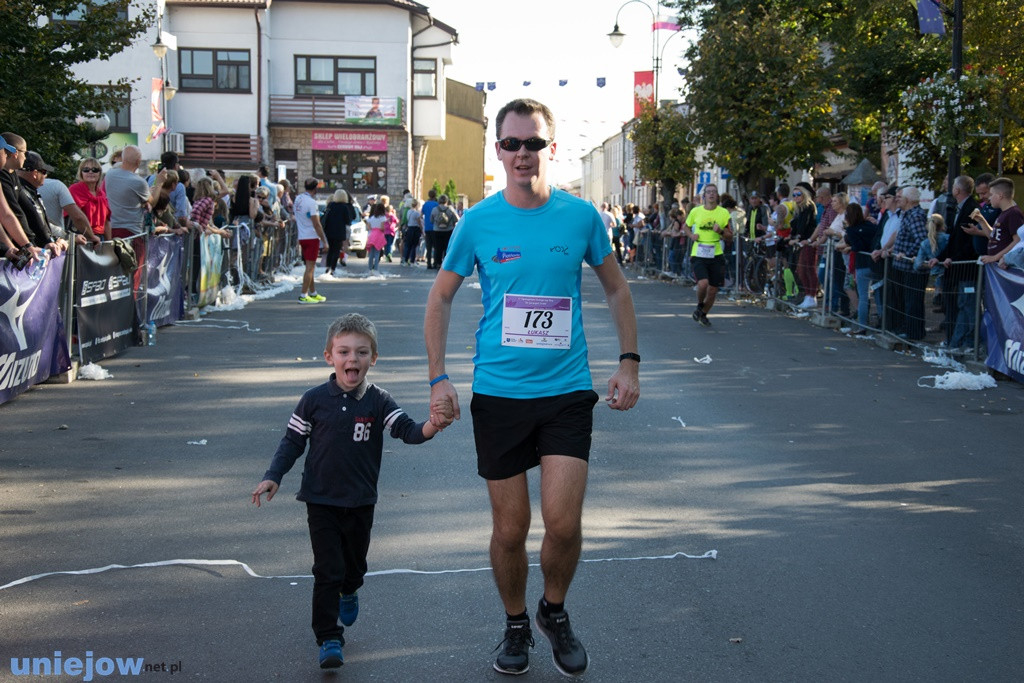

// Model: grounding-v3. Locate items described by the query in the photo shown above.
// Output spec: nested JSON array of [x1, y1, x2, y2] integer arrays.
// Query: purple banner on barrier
[[982, 263, 1024, 384], [0, 255, 71, 405], [77, 243, 135, 364], [145, 234, 184, 327]]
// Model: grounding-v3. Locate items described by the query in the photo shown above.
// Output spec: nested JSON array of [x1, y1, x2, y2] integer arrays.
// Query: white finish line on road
[[0, 550, 717, 592]]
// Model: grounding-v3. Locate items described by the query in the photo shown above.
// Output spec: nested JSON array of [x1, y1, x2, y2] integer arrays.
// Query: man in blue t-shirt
[[424, 98, 640, 678]]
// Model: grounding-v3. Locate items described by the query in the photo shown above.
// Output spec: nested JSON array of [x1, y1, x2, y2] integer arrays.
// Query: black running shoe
[[699, 313, 711, 327], [692, 308, 702, 323], [535, 603, 589, 677], [493, 617, 534, 675]]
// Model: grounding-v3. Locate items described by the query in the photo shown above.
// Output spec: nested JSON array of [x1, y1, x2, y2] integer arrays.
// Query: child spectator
[[252, 314, 452, 669]]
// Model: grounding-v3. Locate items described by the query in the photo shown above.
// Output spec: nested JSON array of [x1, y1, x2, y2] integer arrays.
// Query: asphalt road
[[1, 260, 1022, 682]]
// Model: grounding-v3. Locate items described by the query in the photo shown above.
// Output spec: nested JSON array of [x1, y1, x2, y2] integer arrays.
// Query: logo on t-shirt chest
[[492, 246, 522, 263]]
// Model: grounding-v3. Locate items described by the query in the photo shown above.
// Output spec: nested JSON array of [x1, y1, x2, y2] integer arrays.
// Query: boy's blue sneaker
[[338, 592, 359, 627], [319, 640, 343, 669]]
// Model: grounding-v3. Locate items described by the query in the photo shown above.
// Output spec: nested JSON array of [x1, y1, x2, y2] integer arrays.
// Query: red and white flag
[[652, 15, 680, 31], [146, 77, 166, 143]]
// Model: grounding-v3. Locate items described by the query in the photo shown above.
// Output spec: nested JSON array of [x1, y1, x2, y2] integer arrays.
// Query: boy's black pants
[[307, 502, 375, 644]]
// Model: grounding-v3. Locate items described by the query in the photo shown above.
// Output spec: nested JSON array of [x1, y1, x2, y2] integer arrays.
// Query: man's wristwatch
[[619, 353, 641, 363]]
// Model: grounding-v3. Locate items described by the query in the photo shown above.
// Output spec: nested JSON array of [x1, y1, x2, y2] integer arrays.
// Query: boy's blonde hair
[[326, 313, 378, 355]]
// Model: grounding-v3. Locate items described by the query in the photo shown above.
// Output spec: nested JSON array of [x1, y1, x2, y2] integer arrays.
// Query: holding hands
[[429, 380, 460, 430]]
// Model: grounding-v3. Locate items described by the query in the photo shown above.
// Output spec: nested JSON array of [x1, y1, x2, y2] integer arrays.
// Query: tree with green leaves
[[0, 0, 150, 180], [629, 102, 698, 217], [443, 179, 458, 201], [671, 0, 1021, 187], [670, 1, 838, 197]]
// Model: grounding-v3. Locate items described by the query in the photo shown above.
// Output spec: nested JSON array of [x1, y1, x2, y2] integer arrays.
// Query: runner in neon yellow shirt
[[683, 184, 732, 326]]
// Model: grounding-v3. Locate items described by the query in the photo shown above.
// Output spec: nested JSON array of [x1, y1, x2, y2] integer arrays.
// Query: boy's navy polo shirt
[[263, 376, 428, 508]]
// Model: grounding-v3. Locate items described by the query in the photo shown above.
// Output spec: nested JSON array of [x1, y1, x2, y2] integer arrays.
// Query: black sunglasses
[[82, 167, 101, 173], [498, 137, 551, 152]]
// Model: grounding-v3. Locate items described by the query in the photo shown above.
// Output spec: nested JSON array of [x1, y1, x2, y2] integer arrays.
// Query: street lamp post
[[943, 0, 964, 231], [608, 0, 661, 104], [152, 7, 177, 153]]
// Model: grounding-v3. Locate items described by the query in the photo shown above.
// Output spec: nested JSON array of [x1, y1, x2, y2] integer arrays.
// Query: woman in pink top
[[365, 201, 388, 273], [68, 157, 110, 239]]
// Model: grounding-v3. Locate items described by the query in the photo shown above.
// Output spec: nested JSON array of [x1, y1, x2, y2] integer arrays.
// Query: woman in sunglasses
[[68, 157, 110, 240], [788, 181, 819, 309]]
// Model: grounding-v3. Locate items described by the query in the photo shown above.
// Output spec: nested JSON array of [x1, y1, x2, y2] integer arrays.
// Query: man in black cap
[[747, 191, 768, 241], [16, 151, 67, 256]]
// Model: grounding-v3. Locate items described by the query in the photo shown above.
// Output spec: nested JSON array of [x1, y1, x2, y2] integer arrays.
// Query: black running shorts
[[692, 255, 726, 288], [471, 389, 600, 480]]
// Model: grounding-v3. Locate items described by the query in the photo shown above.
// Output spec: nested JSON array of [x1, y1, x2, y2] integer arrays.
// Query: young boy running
[[252, 313, 451, 669]]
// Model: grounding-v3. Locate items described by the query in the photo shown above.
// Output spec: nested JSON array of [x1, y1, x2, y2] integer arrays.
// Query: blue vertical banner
[[145, 234, 185, 327], [916, 0, 946, 35], [982, 264, 1024, 383], [0, 255, 71, 405]]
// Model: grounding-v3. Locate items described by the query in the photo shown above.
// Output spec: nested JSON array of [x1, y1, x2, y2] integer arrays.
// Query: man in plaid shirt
[[884, 186, 929, 340]]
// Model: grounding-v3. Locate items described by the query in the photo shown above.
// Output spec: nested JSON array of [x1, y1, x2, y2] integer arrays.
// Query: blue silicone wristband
[[429, 374, 449, 387]]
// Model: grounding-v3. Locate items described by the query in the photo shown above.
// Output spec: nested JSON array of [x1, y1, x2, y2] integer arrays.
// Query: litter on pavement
[[917, 371, 997, 391]]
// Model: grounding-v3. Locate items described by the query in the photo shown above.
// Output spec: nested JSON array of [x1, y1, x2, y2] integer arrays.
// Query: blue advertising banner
[[0, 255, 71, 405], [145, 234, 184, 327], [982, 263, 1024, 383], [76, 243, 135, 364]]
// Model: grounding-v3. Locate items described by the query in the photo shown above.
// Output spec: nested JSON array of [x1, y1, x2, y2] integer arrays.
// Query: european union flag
[[917, 0, 946, 35], [559, 79, 568, 87], [596, 77, 606, 88], [475, 82, 484, 91], [487, 82, 496, 91], [523, 81, 531, 87]]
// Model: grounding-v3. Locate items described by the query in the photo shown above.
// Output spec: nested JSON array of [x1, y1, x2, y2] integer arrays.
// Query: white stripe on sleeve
[[383, 408, 404, 429], [288, 413, 312, 435]]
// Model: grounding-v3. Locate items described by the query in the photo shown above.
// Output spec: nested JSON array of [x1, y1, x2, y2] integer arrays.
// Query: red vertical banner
[[634, 70, 654, 117], [147, 77, 166, 143]]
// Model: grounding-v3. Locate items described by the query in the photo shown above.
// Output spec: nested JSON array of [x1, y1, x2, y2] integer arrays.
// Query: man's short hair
[[975, 172, 995, 187], [258, 165, 270, 178], [428, 188, 437, 199], [989, 177, 1015, 199], [776, 183, 790, 198], [953, 175, 974, 196], [160, 151, 179, 168], [902, 186, 921, 203], [304, 178, 319, 192], [495, 98, 556, 140], [326, 313, 378, 356]]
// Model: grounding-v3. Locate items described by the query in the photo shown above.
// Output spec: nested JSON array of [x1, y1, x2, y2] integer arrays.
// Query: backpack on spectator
[[435, 207, 451, 229]]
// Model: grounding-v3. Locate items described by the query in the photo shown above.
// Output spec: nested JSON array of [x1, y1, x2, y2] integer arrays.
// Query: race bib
[[502, 294, 572, 349], [696, 242, 716, 259]]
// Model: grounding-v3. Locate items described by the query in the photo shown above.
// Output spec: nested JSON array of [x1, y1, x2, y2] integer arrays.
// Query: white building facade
[[68, 0, 456, 199]]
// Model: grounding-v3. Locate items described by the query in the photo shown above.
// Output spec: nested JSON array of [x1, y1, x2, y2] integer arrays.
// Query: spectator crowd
[[595, 168, 1022, 351]]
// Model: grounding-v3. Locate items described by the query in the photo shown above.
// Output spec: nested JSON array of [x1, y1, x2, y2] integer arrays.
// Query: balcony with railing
[[182, 133, 260, 166], [270, 96, 350, 126], [269, 95, 406, 127]]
